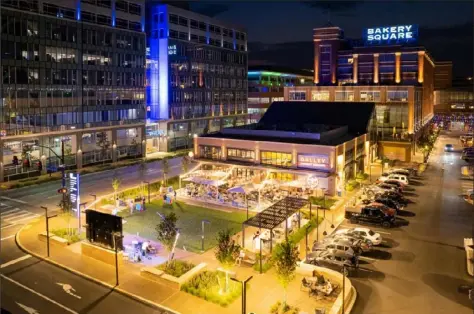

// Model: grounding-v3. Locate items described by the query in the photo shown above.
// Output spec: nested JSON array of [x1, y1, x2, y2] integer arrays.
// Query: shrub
[[308, 196, 337, 208], [157, 260, 195, 277], [253, 253, 274, 273], [345, 179, 360, 192], [181, 270, 242, 307], [270, 301, 299, 314], [355, 172, 369, 181], [51, 228, 85, 244]]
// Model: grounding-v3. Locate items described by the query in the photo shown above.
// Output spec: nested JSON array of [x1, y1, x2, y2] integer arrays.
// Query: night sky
[[189, 1, 473, 77]]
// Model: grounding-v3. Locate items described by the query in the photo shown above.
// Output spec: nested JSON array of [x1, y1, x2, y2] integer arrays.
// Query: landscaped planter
[[81, 241, 123, 267], [38, 232, 69, 247], [140, 262, 207, 290]]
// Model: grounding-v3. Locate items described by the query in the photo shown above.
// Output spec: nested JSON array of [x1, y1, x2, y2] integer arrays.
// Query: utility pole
[[113, 232, 123, 286]]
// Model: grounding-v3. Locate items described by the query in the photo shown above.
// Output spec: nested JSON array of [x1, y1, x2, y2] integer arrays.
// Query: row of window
[[189, 63, 246, 77], [169, 75, 247, 90], [82, 0, 141, 15], [288, 90, 410, 102], [198, 147, 294, 168], [167, 13, 246, 40], [164, 30, 246, 51], [170, 90, 247, 103], [170, 104, 246, 121], [2, 66, 144, 87]]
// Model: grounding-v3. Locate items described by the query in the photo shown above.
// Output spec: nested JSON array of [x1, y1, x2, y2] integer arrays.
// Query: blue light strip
[[76, 0, 81, 20], [111, 0, 116, 27]]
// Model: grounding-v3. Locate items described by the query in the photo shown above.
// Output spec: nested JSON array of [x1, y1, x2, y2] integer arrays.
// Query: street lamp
[[90, 194, 97, 210], [41, 206, 57, 258], [259, 238, 264, 274], [201, 219, 210, 252], [305, 224, 311, 260], [112, 232, 123, 286], [78, 202, 87, 234], [144, 181, 151, 203], [231, 275, 253, 314]]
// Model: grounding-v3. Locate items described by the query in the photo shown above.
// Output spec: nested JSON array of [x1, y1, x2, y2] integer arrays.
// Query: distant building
[[434, 61, 453, 90], [145, 3, 248, 152], [247, 66, 313, 122], [0, 0, 146, 182]]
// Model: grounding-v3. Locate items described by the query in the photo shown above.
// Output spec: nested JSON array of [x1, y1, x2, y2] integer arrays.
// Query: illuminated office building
[[247, 66, 313, 122], [0, 0, 146, 182], [145, 3, 248, 152], [285, 23, 442, 162]]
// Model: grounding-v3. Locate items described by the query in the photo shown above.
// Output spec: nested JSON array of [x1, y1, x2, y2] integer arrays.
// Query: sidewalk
[[18, 216, 337, 314]]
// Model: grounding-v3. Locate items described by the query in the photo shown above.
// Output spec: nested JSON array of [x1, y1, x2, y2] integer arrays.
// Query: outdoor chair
[[301, 278, 312, 293]]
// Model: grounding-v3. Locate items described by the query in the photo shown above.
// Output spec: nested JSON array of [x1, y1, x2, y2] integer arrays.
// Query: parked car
[[329, 232, 373, 252], [374, 196, 404, 212], [378, 182, 403, 194], [334, 227, 382, 246], [305, 250, 359, 277], [445, 144, 454, 152], [364, 185, 394, 197], [384, 179, 406, 189], [388, 168, 412, 177], [378, 173, 409, 185], [312, 237, 361, 257], [377, 183, 401, 193], [349, 206, 396, 228], [380, 191, 409, 206]]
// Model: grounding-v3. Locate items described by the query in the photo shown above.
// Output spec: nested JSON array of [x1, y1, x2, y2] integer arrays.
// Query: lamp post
[[90, 194, 97, 210], [144, 181, 151, 203], [231, 276, 253, 314], [342, 265, 346, 314], [259, 238, 263, 274], [246, 195, 249, 220], [305, 224, 311, 260], [41, 206, 57, 258], [113, 232, 123, 286], [201, 219, 210, 252], [316, 205, 319, 242], [78, 202, 87, 234]]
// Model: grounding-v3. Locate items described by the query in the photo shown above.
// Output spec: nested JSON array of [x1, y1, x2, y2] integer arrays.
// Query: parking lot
[[344, 133, 473, 314]]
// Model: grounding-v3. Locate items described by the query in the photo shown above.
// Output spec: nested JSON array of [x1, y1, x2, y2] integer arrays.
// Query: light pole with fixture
[[231, 275, 253, 314], [201, 219, 210, 252]]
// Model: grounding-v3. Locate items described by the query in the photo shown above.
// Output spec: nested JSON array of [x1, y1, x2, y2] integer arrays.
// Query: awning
[[184, 176, 226, 186]]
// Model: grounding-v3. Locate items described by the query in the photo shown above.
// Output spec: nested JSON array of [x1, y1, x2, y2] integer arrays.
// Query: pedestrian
[[142, 196, 146, 211], [174, 190, 177, 200], [37, 160, 43, 172], [12, 156, 19, 166]]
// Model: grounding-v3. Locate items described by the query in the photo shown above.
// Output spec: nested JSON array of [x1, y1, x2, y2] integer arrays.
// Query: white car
[[378, 173, 409, 185], [388, 168, 411, 177], [335, 227, 382, 246]]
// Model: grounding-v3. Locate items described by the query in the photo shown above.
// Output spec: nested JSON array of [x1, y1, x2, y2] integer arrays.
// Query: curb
[[344, 286, 357, 314], [15, 223, 180, 314]]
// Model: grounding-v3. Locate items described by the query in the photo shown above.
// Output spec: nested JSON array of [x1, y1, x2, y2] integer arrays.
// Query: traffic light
[[58, 188, 68, 194]]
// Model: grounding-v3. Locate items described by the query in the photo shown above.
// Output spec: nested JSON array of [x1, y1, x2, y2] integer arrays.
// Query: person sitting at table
[[312, 270, 326, 285], [142, 241, 149, 256], [235, 249, 245, 266]]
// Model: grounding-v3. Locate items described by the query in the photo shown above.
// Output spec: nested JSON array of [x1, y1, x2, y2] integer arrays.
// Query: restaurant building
[[193, 101, 375, 196], [285, 23, 442, 162]]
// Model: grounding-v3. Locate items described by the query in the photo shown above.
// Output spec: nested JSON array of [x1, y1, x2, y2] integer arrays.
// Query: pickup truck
[[346, 205, 396, 229]]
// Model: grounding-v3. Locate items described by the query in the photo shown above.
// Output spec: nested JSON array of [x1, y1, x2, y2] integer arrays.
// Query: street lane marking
[[0, 196, 27, 204], [57, 283, 82, 299], [5, 214, 40, 224], [4, 211, 34, 221], [1, 208, 22, 215], [1, 255, 32, 268], [16, 302, 39, 314], [1, 235, 15, 241], [1, 275, 78, 314], [1, 224, 16, 230], [2, 209, 26, 218]]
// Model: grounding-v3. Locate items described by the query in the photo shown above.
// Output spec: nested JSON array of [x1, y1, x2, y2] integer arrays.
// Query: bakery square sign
[[298, 154, 329, 170]]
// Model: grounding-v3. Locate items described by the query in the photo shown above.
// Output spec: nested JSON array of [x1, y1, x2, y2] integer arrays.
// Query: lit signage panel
[[364, 25, 418, 45], [69, 172, 80, 213], [168, 45, 177, 55], [297, 154, 330, 170]]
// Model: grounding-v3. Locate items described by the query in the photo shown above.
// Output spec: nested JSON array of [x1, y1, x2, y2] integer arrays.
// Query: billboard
[[297, 154, 330, 170], [69, 172, 80, 213], [364, 25, 418, 45]]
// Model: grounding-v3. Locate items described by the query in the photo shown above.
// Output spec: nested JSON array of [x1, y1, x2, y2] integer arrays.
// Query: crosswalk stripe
[[2, 209, 25, 218], [1, 208, 22, 215], [4, 212, 34, 221], [5, 214, 39, 224]]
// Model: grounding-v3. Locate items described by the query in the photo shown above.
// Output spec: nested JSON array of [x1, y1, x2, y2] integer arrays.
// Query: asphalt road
[[348, 131, 474, 314], [1, 157, 185, 215], [1, 158, 184, 314]]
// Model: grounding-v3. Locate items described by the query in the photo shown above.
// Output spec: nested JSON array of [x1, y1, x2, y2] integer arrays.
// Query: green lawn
[[121, 200, 248, 253]]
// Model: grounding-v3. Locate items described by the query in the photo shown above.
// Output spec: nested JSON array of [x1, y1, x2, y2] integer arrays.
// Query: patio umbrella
[[227, 186, 246, 194]]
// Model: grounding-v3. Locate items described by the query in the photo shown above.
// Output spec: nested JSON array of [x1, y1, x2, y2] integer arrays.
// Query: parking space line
[[0, 274, 78, 314], [0, 255, 32, 268], [0, 235, 15, 241]]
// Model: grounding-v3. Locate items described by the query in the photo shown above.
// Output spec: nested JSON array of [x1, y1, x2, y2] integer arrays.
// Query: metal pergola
[[241, 197, 308, 252]]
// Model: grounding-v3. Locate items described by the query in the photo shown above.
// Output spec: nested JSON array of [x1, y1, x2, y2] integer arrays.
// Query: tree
[[162, 158, 170, 185], [112, 175, 121, 201], [96, 131, 110, 164], [58, 195, 74, 237], [156, 212, 178, 261], [181, 156, 190, 174], [215, 229, 239, 293], [274, 240, 299, 310]]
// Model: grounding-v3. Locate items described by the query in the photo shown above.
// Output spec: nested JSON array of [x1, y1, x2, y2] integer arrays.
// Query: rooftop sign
[[364, 25, 418, 45]]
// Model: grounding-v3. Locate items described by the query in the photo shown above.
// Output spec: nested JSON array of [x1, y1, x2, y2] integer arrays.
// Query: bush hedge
[[51, 228, 85, 244], [181, 270, 242, 307], [157, 260, 195, 278]]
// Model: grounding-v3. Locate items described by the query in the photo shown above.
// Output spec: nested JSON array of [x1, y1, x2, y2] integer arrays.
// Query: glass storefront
[[227, 147, 255, 162], [199, 145, 222, 160], [260, 151, 292, 167]]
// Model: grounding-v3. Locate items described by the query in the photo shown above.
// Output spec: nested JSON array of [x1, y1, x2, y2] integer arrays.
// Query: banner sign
[[69, 172, 80, 213], [298, 154, 330, 170], [364, 25, 418, 45]]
